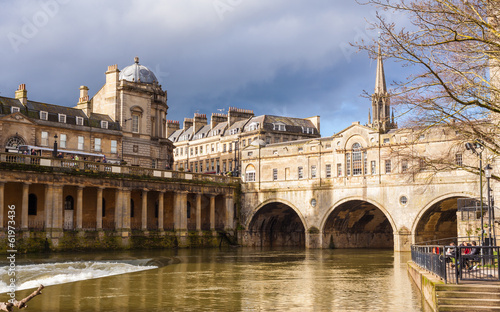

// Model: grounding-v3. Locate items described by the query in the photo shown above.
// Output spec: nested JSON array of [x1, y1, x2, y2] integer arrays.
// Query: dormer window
[[11, 107, 20, 113], [229, 128, 239, 135], [302, 127, 314, 134], [273, 123, 286, 131], [58, 114, 66, 123], [76, 116, 84, 126], [101, 120, 108, 129], [248, 123, 259, 131], [40, 111, 48, 120]]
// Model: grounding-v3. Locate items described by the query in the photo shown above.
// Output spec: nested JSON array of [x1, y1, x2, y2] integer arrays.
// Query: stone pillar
[[0, 182, 4, 229], [96, 187, 103, 230], [76, 187, 83, 230], [21, 183, 30, 230], [142, 190, 148, 230], [196, 193, 202, 232], [394, 228, 412, 252], [180, 192, 188, 231], [225, 195, 234, 230], [44, 185, 53, 230], [209, 195, 216, 231], [52, 186, 64, 230], [305, 231, 322, 249], [122, 189, 131, 230], [158, 192, 164, 231], [115, 189, 123, 230]]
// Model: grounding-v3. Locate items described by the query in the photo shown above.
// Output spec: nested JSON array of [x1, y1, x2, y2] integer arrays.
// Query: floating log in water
[[0, 285, 44, 312]]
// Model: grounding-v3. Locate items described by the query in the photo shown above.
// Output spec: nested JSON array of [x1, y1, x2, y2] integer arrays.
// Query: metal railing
[[412, 244, 500, 284], [0, 152, 240, 184]]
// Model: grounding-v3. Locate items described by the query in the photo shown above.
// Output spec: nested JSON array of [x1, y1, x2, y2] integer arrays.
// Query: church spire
[[374, 44, 387, 95]]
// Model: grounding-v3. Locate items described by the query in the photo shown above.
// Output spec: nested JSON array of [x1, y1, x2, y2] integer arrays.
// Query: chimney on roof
[[15, 84, 27, 106], [193, 113, 207, 134], [166, 120, 180, 137], [211, 112, 227, 129], [106, 64, 119, 85], [228, 107, 254, 127], [183, 118, 193, 130], [75, 85, 92, 116]]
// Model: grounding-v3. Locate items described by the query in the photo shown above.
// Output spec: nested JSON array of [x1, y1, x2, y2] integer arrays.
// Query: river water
[[2, 248, 430, 311]]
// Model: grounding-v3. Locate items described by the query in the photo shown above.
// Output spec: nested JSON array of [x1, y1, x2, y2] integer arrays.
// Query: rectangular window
[[248, 151, 253, 156], [40, 111, 48, 120], [229, 160, 233, 171], [76, 116, 84, 126], [337, 163, 342, 177], [60, 134, 67, 148], [58, 114, 66, 123], [363, 152, 368, 175], [273, 168, 278, 181], [132, 115, 139, 133], [111, 140, 117, 154], [101, 120, 108, 129], [298, 166, 304, 179], [223, 161, 226, 172], [383, 138, 390, 144], [228, 143, 232, 152], [216, 143, 220, 152], [371, 160, 376, 175], [402, 159, 408, 173], [41, 131, 48, 146], [211, 159, 214, 171], [223, 144, 226, 153], [385, 160, 391, 174], [346, 154, 351, 176], [211, 144, 215, 152], [11, 107, 20, 113], [326, 164, 332, 178], [246, 171, 256, 182], [94, 138, 101, 152], [311, 165, 317, 178], [190, 148, 193, 156], [352, 151, 362, 176], [455, 153, 463, 166], [78, 136, 84, 150], [200, 146, 203, 154], [206, 160, 210, 170]]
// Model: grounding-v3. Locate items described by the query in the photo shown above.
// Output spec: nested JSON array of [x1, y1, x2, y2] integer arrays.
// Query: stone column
[[209, 195, 216, 232], [115, 189, 123, 230], [44, 185, 53, 230], [21, 183, 30, 230], [225, 195, 234, 230], [394, 228, 412, 252], [122, 189, 131, 230], [0, 182, 4, 229], [142, 190, 148, 230], [180, 192, 188, 231], [52, 186, 64, 230], [174, 192, 188, 231], [76, 186, 83, 230], [96, 187, 103, 230], [196, 193, 202, 232], [158, 192, 164, 231]]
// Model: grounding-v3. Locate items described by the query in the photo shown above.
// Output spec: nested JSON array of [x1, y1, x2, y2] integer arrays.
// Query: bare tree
[[0, 285, 44, 312], [356, 0, 500, 179]]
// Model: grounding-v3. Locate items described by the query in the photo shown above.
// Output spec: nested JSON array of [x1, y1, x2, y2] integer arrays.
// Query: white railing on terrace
[[0, 153, 240, 184]]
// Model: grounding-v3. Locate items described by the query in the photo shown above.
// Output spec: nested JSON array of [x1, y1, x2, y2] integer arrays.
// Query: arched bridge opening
[[323, 200, 393, 249], [414, 197, 463, 245], [246, 202, 305, 247]]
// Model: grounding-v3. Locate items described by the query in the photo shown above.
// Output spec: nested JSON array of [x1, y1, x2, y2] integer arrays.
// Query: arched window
[[28, 193, 37, 215], [187, 201, 191, 219], [245, 164, 256, 182], [6, 136, 26, 149], [352, 143, 362, 176], [64, 196, 74, 210], [130, 199, 135, 218]]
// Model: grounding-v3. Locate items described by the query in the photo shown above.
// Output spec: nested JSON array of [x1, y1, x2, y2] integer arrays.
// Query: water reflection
[[8, 248, 427, 312]]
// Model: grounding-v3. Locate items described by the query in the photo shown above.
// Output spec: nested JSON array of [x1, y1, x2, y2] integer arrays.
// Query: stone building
[[168, 107, 320, 174]]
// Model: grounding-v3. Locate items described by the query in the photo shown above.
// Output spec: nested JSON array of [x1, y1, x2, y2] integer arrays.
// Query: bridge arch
[[244, 198, 307, 247], [320, 197, 396, 249], [412, 192, 476, 245]]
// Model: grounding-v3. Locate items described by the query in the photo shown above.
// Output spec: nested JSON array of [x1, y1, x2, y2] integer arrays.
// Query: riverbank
[[0, 230, 236, 253], [407, 261, 500, 311]]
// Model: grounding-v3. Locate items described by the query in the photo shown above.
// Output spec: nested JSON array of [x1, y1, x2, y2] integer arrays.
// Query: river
[[1, 248, 430, 311]]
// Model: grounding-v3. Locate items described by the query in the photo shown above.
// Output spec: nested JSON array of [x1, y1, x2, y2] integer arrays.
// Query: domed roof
[[119, 57, 158, 84]]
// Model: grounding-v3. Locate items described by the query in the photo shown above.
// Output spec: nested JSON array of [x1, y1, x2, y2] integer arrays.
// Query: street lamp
[[485, 164, 493, 246], [465, 140, 485, 245], [53, 134, 58, 158]]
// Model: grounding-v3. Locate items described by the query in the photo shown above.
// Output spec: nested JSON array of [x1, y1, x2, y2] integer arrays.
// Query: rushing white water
[[0, 261, 158, 293]]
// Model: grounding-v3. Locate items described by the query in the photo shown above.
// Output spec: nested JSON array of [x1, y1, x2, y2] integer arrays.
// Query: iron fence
[[412, 244, 500, 284]]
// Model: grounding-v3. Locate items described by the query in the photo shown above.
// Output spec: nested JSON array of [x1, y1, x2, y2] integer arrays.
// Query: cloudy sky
[[0, 0, 406, 136]]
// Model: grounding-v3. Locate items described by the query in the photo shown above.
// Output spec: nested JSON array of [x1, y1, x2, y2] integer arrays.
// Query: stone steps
[[436, 284, 500, 312]]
